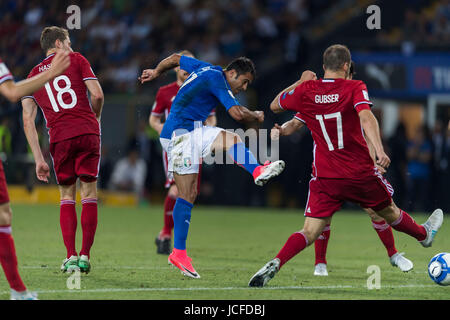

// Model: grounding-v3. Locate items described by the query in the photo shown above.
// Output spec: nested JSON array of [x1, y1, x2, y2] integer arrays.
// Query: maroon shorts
[[50, 134, 101, 185], [0, 161, 9, 204], [305, 171, 393, 218]]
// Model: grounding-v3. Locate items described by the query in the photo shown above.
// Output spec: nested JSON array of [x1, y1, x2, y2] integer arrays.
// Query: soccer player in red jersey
[[270, 61, 413, 276], [149, 51, 217, 255], [21, 27, 104, 275], [0, 50, 70, 300], [249, 44, 444, 287]]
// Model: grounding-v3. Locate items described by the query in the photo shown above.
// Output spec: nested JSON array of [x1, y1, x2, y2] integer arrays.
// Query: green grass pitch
[[0, 203, 448, 300]]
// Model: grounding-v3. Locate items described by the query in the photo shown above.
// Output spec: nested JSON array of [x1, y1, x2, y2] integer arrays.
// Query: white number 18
[[44, 75, 77, 112]]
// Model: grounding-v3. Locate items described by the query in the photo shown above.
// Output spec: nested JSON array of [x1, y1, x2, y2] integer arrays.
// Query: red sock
[[275, 232, 308, 268], [314, 224, 330, 265], [161, 194, 176, 238], [80, 198, 98, 258], [372, 220, 397, 257], [0, 226, 26, 292], [60, 200, 77, 258], [390, 210, 427, 241]]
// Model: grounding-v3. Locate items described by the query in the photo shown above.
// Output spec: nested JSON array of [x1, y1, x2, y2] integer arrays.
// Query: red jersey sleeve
[[294, 112, 305, 123], [75, 53, 97, 81], [0, 59, 14, 85], [278, 82, 305, 116], [352, 81, 372, 113], [151, 89, 168, 116]]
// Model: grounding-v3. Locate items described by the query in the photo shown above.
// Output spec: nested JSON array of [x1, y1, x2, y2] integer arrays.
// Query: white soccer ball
[[428, 252, 450, 286]]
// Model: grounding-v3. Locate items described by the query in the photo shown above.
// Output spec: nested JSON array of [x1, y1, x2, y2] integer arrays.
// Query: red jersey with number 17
[[24, 52, 100, 144], [279, 78, 375, 179]]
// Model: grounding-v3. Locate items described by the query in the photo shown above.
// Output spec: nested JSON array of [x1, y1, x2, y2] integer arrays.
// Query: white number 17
[[316, 112, 344, 151]]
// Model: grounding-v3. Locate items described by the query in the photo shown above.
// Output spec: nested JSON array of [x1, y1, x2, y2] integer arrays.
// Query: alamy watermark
[[366, 5, 381, 30], [66, 5, 81, 30], [366, 265, 381, 290], [67, 270, 81, 290]]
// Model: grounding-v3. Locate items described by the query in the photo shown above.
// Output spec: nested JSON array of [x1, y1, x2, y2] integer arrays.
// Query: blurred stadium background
[[0, 0, 448, 212]]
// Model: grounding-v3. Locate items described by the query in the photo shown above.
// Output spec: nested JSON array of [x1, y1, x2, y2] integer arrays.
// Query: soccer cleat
[[420, 209, 444, 248], [78, 255, 91, 274], [313, 263, 329, 276], [168, 249, 200, 279], [248, 258, 280, 287], [253, 160, 285, 186], [10, 289, 38, 300], [389, 252, 413, 272], [155, 235, 171, 255], [61, 255, 80, 273]]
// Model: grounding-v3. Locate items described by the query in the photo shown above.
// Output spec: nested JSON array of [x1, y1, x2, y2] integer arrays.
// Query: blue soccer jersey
[[160, 56, 240, 139]]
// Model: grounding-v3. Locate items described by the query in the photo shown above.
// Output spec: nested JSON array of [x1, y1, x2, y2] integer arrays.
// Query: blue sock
[[227, 142, 260, 174], [173, 198, 194, 250]]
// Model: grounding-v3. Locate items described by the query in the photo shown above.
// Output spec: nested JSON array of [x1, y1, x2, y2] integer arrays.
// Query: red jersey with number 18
[[279, 78, 375, 179], [24, 52, 100, 143]]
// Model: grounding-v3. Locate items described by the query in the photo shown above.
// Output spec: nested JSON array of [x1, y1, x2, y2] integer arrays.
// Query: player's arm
[[270, 70, 317, 114], [139, 54, 182, 84], [228, 105, 264, 123], [365, 134, 386, 174], [85, 79, 104, 120], [270, 117, 305, 140], [358, 109, 390, 168], [149, 114, 164, 135], [21, 98, 50, 182], [0, 51, 70, 102]]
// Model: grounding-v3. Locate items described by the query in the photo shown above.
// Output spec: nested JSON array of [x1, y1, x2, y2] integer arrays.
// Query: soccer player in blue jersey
[[140, 53, 285, 278]]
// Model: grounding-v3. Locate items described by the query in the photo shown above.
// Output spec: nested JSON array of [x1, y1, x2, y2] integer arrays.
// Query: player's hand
[[271, 123, 282, 140], [376, 150, 391, 169], [36, 161, 50, 183], [49, 49, 70, 78], [299, 70, 317, 83], [254, 111, 264, 123], [139, 69, 159, 84], [375, 164, 386, 175]]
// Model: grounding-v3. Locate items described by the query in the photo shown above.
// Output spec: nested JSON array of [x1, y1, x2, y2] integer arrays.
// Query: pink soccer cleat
[[253, 160, 285, 186], [168, 248, 200, 279]]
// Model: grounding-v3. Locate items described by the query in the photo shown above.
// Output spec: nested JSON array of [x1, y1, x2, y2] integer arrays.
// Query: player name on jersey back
[[315, 94, 339, 103]]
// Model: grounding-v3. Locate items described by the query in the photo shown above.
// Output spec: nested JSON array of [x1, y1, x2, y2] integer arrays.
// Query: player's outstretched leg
[[224, 133, 285, 186], [366, 209, 413, 272], [250, 217, 328, 287], [377, 202, 443, 248], [314, 224, 330, 276]]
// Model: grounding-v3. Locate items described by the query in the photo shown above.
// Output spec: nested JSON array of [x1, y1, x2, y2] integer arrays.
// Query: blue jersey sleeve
[[208, 71, 240, 111], [179, 56, 212, 74]]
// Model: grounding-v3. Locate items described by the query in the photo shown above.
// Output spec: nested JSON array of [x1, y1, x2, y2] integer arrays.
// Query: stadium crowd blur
[[0, 0, 449, 212]]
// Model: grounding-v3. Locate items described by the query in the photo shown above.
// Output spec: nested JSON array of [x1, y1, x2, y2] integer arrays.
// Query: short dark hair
[[225, 57, 256, 78], [323, 44, 351, 72], [40, 26, 69, 53]]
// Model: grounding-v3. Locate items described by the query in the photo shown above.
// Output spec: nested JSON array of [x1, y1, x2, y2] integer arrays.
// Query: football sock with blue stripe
[[173, 198, 194, 250], [227, 142, 259, 175]]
